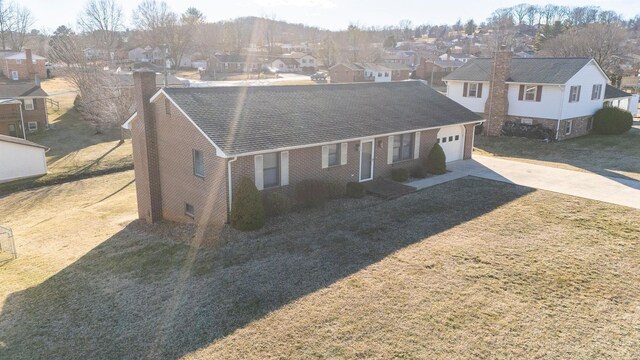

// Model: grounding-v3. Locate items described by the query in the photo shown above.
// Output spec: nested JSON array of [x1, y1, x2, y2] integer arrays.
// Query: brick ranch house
[[444, 50, 610, 140], [124, 71, 483, 226]]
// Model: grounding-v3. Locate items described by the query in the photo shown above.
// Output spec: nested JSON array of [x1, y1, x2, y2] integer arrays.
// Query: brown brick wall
[[329, 64, 365, 83], [2, 59, 47, 80], [131, 89, 230, 226], [153, 94, 229, 226], [230, 129, 442, 198], [0, 99, 47, 136], [391, 70, 412, 81], [463, 123, 475, 159]]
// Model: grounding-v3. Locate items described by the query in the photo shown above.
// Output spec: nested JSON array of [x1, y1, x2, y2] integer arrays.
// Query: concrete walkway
[[409, 155, 640, 210]]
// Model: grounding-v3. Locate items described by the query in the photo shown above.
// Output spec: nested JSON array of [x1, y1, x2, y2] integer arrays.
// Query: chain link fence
[[0, 225, 17, 260]]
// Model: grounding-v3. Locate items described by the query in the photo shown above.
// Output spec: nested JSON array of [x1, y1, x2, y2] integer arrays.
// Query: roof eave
[[226, 119, 485, 158], [150, 88, 228, 158]]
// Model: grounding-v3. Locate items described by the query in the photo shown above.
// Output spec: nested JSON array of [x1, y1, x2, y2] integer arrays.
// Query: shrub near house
[[426, 144, 447, 174], [592, 107, 633, 135]]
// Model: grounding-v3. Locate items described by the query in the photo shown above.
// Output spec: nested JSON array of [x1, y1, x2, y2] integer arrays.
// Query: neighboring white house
[[439, 53, 474, 63], [128, 47, 147, 62], [0, 134, 48, 183], [604, 84, 637, 115], [282, 52, 316, 71], [444, 55, 610, 140], [363, 63, 392, 82], [271, 58, 301, 73]]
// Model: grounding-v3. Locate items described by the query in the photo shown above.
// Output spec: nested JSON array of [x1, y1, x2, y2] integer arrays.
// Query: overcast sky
[[22, 0, 640, 33]]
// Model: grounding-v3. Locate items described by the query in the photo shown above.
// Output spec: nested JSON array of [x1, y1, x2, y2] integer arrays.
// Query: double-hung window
[[591, 84, 602, 100], [569, 85, 581, 103], [524, 86, 537, 101], [24, 99, 34, 111], [263, 152, 280, 188], [327, 144, 340, 167], [393, 133, 414, 162], [463, 82, 482, 98]]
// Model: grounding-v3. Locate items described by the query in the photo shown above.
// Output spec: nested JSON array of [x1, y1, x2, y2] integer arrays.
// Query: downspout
[[555, 84, 564, 141], [227, 156, 238, 222], [19, 102, 25, 139]]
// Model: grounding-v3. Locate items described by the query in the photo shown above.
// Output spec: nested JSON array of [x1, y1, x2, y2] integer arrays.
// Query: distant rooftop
[[444, 57, 598, 84]]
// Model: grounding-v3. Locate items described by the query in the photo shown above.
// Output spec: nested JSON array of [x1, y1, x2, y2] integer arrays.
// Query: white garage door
[[437, 125, 465, 162]]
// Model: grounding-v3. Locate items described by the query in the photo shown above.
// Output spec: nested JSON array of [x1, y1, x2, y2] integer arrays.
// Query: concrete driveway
[[409, 155, 640, 210]]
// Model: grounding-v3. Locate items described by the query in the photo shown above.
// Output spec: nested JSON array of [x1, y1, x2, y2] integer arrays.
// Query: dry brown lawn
[[1, 172, 639, 359], [0, 77, 133, 193]]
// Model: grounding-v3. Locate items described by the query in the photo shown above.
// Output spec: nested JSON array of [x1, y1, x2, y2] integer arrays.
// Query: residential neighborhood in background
[[1, 1, 640, 358]]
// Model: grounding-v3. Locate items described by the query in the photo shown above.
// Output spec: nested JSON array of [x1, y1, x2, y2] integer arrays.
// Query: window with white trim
[[16, 59, 22, 64], [24, 98, 34, 111], [263, 152, 280, 188], [327, 144, 340, 167], [591, 84, 602, 100], [569, 85, 581, 103], [28, 121, 37, 131], [524, 86, 537, 101], [468, 83, 478, 97], [193, 149, 204, 178], [463, 82, 482, 98], [393, 133, 414, 162], [565, 120, 573, 135]]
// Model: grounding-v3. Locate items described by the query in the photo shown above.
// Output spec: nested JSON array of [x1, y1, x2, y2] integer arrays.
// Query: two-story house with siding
[[123, 72, 482, 227], [443, 50, 609, 140]]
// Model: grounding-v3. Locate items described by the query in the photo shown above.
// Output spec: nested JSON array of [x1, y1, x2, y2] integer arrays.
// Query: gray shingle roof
[[0, 82, 48, 98], [164, 81, 482, 156], [604, 84, 630, 99], [443, 57, 594, 84], [0, 134, 48, 149]]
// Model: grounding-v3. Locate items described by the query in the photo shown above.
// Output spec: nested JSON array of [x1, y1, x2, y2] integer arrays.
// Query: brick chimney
[[483, 46, 512, 136], [25, 49, 34, 80], [133, 70, 163, 223]]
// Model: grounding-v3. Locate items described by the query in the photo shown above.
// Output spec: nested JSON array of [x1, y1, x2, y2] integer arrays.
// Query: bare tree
[[525, 5, 539, 27], [164, 7, 204, 68], [49, 31, 132, 138], [317, 36, 338, 67], [540, 23, 627, 72], [486, 8, 516, 51], [78, 0, 124, 62], [132, 0, 173, 47], [0, 0, 12, 49], [8, 4, 34, 50], [512, 3, 529, 25]]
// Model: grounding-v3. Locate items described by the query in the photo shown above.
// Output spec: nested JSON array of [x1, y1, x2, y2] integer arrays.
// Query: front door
[[359, 139, 374, 182]]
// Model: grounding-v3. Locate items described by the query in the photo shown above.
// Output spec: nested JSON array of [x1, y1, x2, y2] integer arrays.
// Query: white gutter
[[19, 103, 25, 139], [228, 120, 486, 158], [227, 156, 238, 217], [556, 84, 564, 140]]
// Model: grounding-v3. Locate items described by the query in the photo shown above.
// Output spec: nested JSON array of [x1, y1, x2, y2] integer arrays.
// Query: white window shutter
[[387, 136, 394, 164], [340, 143, 348, 165], [413, 131, 421, 159], [280, 151, 289, 186], [321, 145, 329, 168], [254, 155, 264, 190]]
